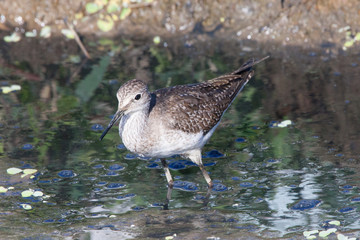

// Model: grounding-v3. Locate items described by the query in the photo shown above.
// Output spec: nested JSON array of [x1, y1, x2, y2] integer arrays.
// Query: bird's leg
[[203, 186, 212, 207], [188, 150, 213, 188], [161, 158, 173, 209], [163, 185, 172, 210], [199, 163, 213, 188], [161, 158, 174, 188]]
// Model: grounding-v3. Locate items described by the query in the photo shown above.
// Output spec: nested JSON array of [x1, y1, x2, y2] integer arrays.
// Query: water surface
[[0, 36, 360, 239]]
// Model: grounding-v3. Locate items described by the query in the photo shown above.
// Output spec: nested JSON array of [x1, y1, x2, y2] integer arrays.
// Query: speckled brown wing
[[151, 58, 264, 134]]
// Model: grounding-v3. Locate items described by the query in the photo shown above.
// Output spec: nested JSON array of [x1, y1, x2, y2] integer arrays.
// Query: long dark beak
[[99, 110, 124, 141]]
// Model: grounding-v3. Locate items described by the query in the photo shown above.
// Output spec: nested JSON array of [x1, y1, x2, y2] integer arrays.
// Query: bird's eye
[[134, 94, 141, 100]]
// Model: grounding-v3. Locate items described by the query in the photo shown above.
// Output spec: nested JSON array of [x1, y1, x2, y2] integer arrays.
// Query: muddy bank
[[1, 0, 360, 48]]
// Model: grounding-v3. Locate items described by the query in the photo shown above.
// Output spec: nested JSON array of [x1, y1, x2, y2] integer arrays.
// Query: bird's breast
[[118, 112, 149, 155]]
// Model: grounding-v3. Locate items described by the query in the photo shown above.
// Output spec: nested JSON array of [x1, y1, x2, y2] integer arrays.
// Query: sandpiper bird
[[100, 56, 268, 188]]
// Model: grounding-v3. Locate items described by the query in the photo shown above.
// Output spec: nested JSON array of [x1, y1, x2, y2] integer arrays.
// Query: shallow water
[[0, 36, 360, 239]]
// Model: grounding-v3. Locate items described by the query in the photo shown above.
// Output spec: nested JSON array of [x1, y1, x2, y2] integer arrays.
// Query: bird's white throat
[[119, 109, 148, 154]]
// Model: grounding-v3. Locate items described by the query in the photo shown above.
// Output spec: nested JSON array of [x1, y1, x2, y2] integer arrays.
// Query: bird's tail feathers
[[231, 56, 269, 75]]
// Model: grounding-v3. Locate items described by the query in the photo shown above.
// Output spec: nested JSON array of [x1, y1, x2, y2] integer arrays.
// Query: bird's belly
[[123, 129, 209, 158], [150, 131, 206, 158], [119, 113, 219, 159]]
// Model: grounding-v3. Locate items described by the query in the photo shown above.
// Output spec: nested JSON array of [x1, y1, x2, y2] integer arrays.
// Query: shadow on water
[[1, 34, 360, 239]]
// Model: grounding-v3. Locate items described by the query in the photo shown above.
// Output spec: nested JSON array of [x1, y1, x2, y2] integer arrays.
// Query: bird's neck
[[119, 108, 149, 153]]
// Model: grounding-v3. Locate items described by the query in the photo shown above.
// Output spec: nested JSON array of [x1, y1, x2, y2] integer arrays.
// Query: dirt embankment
[[1, 0, 359, 48]]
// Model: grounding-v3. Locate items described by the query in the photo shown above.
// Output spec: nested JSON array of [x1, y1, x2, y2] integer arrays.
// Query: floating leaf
[[61, 29, 75, 39], [329, 220, 341, 226], [33, 191, 44, 197], [10, 85, 21, 91], [7, 167, 23, 175], [43, 195, 51, 199], [1, 86, 11, 94], [23, 169, 37, 175], [0, 186, 8, 193], [86, 2, 102, 14], [3, 32, 21, 42], [21, 189, 34, 197], [97, 17, 114, 32], [319, 228, 337, 238], [20, 204, 32, 210], [277, 120, 292, 128], [119, 7, 131, 20], [21, 169, 38, 178], [40, 26, 51, 38], [337, 234, 347, 240], [303, 230, 319, 237]]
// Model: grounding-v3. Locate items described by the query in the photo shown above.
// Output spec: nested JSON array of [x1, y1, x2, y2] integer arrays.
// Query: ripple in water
[[338, 206, 355, 213], [108, 164, 124, 171], [22, 144, 34, 150], [173, 181, 198, 191], [235, 137, 246, 142], [168, 161, 186, 170], [146, 163, 160, 169], [212, 183, 228, 192], [91, 124, 104, 131], [239, 182, 254, 188], [106, 183, 125, 189], [57, 170, 76, 178], [291, 199, 321, 211], [203, 150, 224, 158]]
